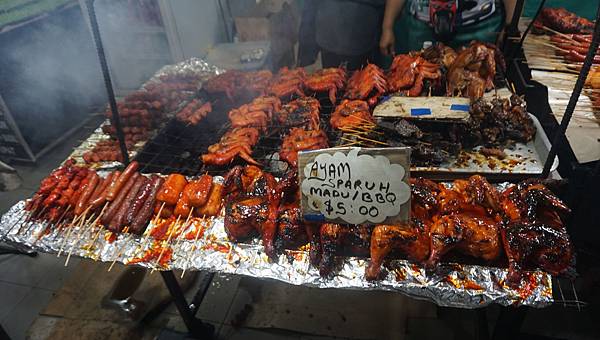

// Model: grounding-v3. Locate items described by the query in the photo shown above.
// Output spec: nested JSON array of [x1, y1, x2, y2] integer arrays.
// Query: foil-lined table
[[0, 199, 553, 309]]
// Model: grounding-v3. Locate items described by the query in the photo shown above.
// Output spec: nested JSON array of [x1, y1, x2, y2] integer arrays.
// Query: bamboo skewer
[[181, 215, 207, 279], [64, 212, 91, 266], [172, 208, 195, 255], [151, 214, 181, 273], [107, 227, 131, 271]]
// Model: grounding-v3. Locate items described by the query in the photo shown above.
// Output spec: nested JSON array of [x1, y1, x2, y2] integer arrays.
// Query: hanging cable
[[542, 2, 600, 177]]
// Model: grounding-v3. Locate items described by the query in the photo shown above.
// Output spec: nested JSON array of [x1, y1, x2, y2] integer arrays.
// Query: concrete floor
[[1, 115, 599, 340]]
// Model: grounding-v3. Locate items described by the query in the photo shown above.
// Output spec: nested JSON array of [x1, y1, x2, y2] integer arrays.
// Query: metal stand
[[0, 243, 37, 257], [160, 271, 215, 339]]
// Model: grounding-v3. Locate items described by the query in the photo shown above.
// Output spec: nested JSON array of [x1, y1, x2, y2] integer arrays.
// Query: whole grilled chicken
[[366, 178, 439, 280], [224, 165, 281, 260], [500, 180, 574, 285]]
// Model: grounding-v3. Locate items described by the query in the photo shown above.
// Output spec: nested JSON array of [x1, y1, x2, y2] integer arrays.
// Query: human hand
[[380, 28, 396, 56]]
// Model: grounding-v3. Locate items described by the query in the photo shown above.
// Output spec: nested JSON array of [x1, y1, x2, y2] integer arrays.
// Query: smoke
[[0, 1, 170, 154]]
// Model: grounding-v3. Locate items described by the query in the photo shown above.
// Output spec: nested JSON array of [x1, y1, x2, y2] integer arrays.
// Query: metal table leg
[[160, 271, 215, 339]]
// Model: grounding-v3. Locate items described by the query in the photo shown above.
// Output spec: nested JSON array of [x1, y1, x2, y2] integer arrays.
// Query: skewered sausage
[[75, 172, 99, 215], [126, 178, 152, 226], [155, 202, 174, 218], [101, 172, 140, 226], [106, 161, 139, 201], [156, 174, 187, 205], [108, 175, 146, 232], [88, 171, 119, 211], [130, 176, 164, 234]]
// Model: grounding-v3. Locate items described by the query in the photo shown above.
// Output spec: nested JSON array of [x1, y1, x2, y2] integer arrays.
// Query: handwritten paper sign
[[298, 147, 411, 225]]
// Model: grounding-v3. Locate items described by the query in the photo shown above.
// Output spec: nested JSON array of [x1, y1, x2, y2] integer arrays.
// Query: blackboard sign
[[298, 147, 411, 225]]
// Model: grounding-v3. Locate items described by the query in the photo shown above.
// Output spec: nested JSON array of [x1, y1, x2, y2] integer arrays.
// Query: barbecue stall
[[1, 0, 597, 338]]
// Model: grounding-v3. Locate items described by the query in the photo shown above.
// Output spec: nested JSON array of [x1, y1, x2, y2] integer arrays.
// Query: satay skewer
[[172, 208, 195, 252]]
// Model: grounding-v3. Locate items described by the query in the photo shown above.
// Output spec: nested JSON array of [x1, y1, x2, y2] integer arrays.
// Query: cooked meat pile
[[276, 97, 321, 129], [467, 94, 536, 147], [421, 42, 457, 70], [279, 128, 328, 167], [304, 67, 347, 104], [387, 54, 442, 96], [365, 176, 573, 286], [533, 7, 594, 34], [345, 63, 388, 106], [176, 100, 212, 125], [446, 41, 497, 99], [217, 168, 573, 284], [330, 99, 374, 130], [378, 94, 535, 166]]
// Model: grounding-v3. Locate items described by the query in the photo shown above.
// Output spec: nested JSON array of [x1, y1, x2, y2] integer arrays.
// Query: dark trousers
[[320, 48, 379, 71]]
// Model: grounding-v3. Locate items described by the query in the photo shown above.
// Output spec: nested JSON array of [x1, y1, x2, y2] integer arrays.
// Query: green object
[[0, 0, 72, 30], [380, 0, 504, 67], [523, 0, 600, 21]]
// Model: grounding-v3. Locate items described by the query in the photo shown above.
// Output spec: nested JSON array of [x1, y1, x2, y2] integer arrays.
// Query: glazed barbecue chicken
[[318, 224, 372, 277], [421, 42, 458, 69], [228, 96, 281, 131], [366, 176, 503, 279], [500, 180, 573, 285], [276, 97, 321, 130], [201, 127, 261, 166], [344, 63, 388, 106], [387, 54, 441, 96], [330, 99, 374, 130], [446, 42, 496, 99], [534, 7, 594, 34], [176, 100, 212, 125], [279, 128, 328, 167], [268, 67, 306, 98], [304, 67, 346, 104], [274, 169, 309, 252], [224, 165, 281, 260], [366, 178, 439, 280]]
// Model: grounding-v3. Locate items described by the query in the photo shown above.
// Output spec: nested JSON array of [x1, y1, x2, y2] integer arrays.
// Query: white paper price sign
[[298, 147, 411, 225]]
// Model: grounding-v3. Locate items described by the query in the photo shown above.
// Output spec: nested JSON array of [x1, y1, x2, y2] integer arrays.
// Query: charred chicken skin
[[500, 181, 573, 285], [224, 165, 281, 260], [201, 127, 261, 166], [279, 128, 328, 167], [387, 54, 441, 96], [447, 42, 496, 99], [330, 99, 374, 130], [345, 63, 388, 106], [268, 67, 306, 98], [304, 67, 346, 104], [205, 70, 273, 99], [276, 97, 321, 129]]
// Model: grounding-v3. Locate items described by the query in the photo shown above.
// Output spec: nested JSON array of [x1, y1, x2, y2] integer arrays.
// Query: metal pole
[[85, 0, 129, 165], [160, 271, 215, 339], [542, 3, 600, 177]]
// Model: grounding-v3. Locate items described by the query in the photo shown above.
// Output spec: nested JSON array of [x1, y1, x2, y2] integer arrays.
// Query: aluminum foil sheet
[[0, 199, 553, 309], [146, 57, 225, 87]]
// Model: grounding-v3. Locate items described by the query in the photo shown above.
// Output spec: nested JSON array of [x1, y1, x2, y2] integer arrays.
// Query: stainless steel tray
[[411, 114, 558, 181]]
